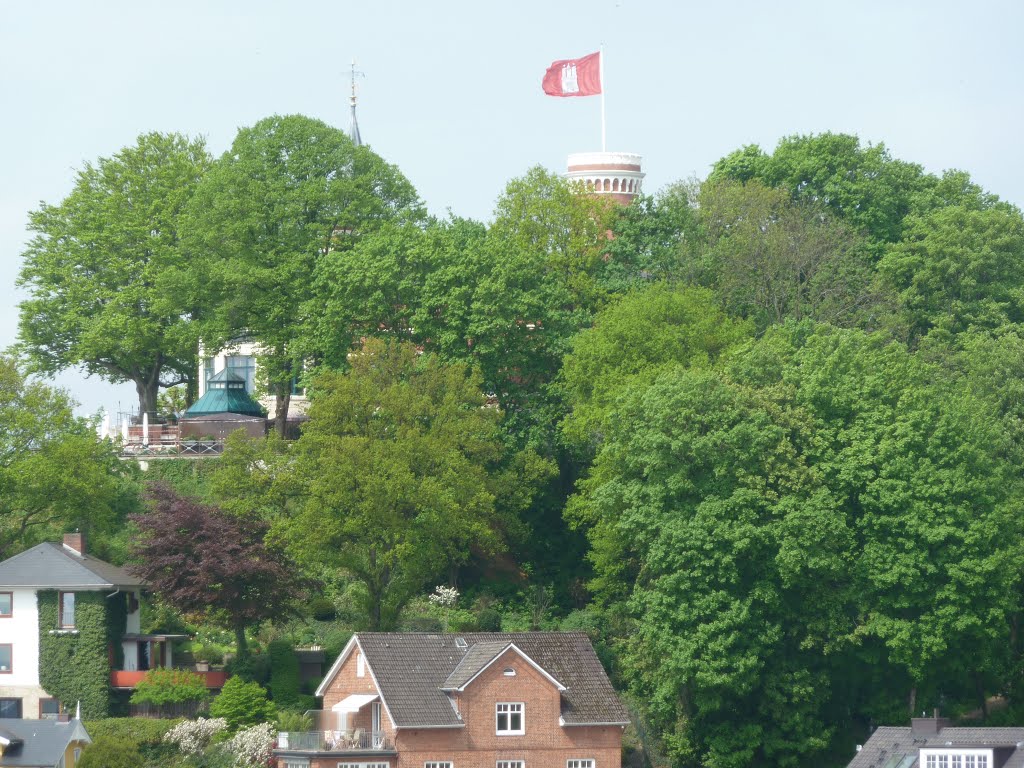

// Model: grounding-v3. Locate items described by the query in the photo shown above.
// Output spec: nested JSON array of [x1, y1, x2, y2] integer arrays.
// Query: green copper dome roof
[[184, 370, 265, 417]]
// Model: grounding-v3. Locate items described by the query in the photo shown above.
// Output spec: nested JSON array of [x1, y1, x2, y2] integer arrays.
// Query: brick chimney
[[911, 710, 953, 738], [63, 531, 85, 556]]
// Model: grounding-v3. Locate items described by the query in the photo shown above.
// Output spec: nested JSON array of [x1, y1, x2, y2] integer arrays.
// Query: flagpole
[[600, 45, 606, 152]]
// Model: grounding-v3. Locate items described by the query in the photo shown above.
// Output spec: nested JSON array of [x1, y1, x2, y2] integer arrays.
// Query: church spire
[[349, 59, 363, 147]]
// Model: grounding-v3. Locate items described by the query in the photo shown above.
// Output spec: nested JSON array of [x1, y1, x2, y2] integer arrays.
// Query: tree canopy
[[184, 114, 424, 433], [17, 132, 212, 415]]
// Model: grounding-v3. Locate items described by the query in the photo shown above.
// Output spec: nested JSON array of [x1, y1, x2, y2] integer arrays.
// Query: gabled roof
[[0, 543, 147, 590], [441, 642, 565, 692], [849, 725, 1024, 768], [0, 719, 90, 767], [318, 632, 629, 729]]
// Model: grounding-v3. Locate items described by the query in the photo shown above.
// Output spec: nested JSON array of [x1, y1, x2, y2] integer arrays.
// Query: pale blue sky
[[2, 0, 1022, 416]]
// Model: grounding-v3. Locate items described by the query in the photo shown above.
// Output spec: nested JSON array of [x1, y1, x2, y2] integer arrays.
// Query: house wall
[[321, 643, 397, 742], [0, 589, 40, 685], [394, 647, 622, 768], [126, 590, 141, 634], [0, 587, 51, 717]]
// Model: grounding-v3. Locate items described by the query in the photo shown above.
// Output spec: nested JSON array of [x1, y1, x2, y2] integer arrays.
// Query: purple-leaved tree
[[130, 483, 307, 660]]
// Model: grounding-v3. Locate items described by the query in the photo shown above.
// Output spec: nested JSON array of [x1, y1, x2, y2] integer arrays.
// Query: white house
[[0, 534, 155, 719]]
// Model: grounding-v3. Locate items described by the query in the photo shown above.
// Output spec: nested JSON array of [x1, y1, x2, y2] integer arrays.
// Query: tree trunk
[[275, 390, 291, 438], [909, 686, 917, 716], [135, 378, 160, 419], [973, 671, 989, 720], [234, 625, 249, 661]]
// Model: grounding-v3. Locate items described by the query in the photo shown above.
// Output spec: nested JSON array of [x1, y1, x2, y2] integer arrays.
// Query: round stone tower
[[565, 151, 645, 205]]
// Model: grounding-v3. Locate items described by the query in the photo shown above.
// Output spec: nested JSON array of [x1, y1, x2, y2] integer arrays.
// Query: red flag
[[542, 51, 601, 97]]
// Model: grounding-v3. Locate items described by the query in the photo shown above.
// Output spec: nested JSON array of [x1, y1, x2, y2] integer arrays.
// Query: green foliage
[[574, 322, 1023, 767], [77, 736, 144, 768], [142, 458, 219, 500], [276, 709, 313, 731], [0, 356, 133, 558], [308, 597, 337, 621], [267, 640, 301, 707], [558, 283, 751, 452], [38, 591, 119, 719], [476, 607, 502, 632], [84, 717, 179, 746], [185, 114, 423, 433], [209, 676, 276, 731], [276, 339, 553, 629], [130, 668, 210, 706], [17, 132, 212, 415]]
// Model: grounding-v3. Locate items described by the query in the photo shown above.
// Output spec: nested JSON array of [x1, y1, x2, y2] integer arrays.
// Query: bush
[[477, 607, 502, 631], [85, 717, 179, 746], [130, 668, 210, 706], [219, 722, 276, 767], [268, 640, 301, 706], [308, 596, 337, 621], [210, 676, 276, 731], [163, 717, 228, 755], [77, 736, 143, 768]]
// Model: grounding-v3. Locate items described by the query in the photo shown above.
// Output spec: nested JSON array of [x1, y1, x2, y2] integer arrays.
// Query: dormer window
[[922, 749, 991, 768]]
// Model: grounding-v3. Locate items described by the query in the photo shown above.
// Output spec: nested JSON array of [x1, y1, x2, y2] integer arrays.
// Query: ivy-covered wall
[[141, 458, 217, 499], [38, 590, 128, 719]]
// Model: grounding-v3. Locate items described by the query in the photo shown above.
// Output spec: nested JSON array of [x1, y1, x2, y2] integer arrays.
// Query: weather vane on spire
[[349, 58, 364, 147]]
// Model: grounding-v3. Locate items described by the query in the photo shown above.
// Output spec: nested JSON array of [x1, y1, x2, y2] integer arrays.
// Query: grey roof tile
[[441, 641, 511, 690], [0, 719, 90, 766], [848, 725, 1024, 768], [0, 543, 146, 589], [356, 632, 628, 729]]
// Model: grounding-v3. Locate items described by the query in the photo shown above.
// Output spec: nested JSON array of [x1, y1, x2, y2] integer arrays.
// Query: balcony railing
[[276, 730, 392, 752]]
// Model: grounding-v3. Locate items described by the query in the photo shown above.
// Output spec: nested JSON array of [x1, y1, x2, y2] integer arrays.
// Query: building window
[[40, 698, 61, 718], [0, 592, 11, 617], [226, 355, 256, 394], [0, 698, 21, 718], [0, 644, 11, 673], [568, 762, 595, 768], [497, 762, 525, 768], [924, 751, 990, 768], [203, 356, 216, 389], [337, 764, 389, 768], [496, 702, 524, 735], [283, 762, 310, 768], [425, 763, 453, 768], [357, 652, 365, 677], [503, 667, 516, 677], [59, 591, 76, 628]]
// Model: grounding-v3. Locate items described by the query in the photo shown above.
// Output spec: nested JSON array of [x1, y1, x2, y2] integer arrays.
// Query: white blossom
[[163, 716, 229, 755], [428, 585, 460, 608], [220, 721, 276, 766]]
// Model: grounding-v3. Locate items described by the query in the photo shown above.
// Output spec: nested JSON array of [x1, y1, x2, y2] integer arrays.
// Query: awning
[[332, 693, 379, 713]]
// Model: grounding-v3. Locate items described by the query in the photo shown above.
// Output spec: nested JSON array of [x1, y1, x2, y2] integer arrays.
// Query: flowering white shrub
[[428, 585, 459, 608], [220, 721, 276, 766], [163, 716, 228, 755]]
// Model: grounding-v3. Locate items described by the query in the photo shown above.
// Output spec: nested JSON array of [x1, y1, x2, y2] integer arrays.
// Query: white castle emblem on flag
[[561, 62, 579, 94]]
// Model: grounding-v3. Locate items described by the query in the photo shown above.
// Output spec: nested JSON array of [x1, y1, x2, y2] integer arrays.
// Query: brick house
[[275, 632, 629, 768]]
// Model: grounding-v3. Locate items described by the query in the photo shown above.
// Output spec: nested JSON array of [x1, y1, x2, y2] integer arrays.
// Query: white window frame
[[283, 762, 310, 768], [497, 762, 525, 768], [922, 749, 991, 768], [496, 702, 525, 735], [338, 764, 388, 768], [568, 761, 595, 768], [425, 763, 453, 768]]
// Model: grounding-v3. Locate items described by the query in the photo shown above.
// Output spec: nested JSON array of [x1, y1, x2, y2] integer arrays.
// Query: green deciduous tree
[[17, 133, 212, 415], [209, 676, 276, 731], [281, 339, 552, 629], [574, 322, 1023, 767], [558, 284, 751, 452], [0, 356, 129, 557], [879, 202, 1024, 341], [697, 179, 887, 332], [185, 114, 423, 434]]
